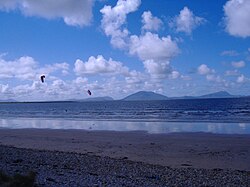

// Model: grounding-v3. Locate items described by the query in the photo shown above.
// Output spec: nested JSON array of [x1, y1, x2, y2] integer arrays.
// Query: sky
[[0, 0, 250, 101]]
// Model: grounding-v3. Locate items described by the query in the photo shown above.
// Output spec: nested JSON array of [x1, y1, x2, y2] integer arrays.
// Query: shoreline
[[1, 117, 250, 134], [1, 128, 250, 171]]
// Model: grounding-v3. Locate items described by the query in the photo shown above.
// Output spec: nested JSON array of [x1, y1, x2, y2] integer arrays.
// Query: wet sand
[[0, 128, 250, 171]]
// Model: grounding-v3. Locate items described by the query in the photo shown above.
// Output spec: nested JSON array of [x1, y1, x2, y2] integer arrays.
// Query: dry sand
[[0, 128, 250, 171]]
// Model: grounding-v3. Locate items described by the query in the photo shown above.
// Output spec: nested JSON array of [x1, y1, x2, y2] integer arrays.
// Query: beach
[[1, 129, 250, 186]]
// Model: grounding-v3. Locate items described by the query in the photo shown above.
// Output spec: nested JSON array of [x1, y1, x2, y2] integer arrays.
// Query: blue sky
[[0, 0, 249, 101]]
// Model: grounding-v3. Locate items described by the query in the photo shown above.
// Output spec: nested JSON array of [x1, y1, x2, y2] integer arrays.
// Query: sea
[[1, 97, 250, 134]]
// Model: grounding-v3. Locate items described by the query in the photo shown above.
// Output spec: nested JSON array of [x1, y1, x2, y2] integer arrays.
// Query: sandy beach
[[1, 129, 250, 170], [1, 129, 250, 186]]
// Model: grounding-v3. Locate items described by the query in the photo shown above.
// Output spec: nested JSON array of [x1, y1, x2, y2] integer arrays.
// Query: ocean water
[[1, 98, 250, 134]]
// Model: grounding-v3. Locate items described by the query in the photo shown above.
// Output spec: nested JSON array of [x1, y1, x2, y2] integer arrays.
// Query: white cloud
[[171, 6, 205, 34], [0, 54, 150, 101], [100, 1, 180, 81], [100, 0, 141, 49], [223, 0, 250, 38], [0, 0, 17, 10], [10, 79, 69, 101], [0, 55, 70, 82], [231, 60, 245, 68], [141, 11, 162, 31], [0, 0, 94, 27], [169, 71, 180, 79], [74, 55, 129, 76], [197, 64, 212, 75], [197, 64, 225, 83], [225, 69, 239, 76], [43, 62, 70, 75], [0, 84, 10, 94], [0, 56, 38, 80], [129, 32, 179, 62], [129, 32, 179, 79], [143, 60, 172, 79], [237, 74, 245, 83], [206, 74, 222, 83], [73, 77, 88, 85], [125, 70, 145, 84], [220, 50, 239, 56]]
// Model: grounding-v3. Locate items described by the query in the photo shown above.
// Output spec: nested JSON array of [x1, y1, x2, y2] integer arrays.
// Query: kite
[[87, 90, 92, 95], [40, 75, 45, 83]]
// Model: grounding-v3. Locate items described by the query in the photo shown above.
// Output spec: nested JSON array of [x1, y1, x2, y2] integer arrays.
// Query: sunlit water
[[1, 98, 250, 134], [1, 118, 250, 134]]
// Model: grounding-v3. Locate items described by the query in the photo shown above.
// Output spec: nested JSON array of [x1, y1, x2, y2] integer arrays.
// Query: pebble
[[0, 145, 250, 186]]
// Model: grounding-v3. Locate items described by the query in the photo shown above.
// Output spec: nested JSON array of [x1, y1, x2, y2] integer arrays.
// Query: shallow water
[[1, 118, 250, 134], [1, 98, 250, 134]]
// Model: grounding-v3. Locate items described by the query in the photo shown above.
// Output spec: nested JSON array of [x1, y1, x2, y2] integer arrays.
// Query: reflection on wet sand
[[1, 118, 250, 134]]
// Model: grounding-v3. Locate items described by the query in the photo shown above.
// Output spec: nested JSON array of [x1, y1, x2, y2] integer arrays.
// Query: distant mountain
[[76, 96, 114, 102], [169, 91, 241, 100], [122, 91, 168, 101], [198, 91, 236, 99], [170, 96, 196, 100]]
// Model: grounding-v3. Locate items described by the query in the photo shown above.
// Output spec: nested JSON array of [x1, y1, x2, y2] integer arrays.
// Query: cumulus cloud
[[100, 1, 180, 80], [73, 77, 88, 85], [0, 55, 70, 81], [143, 60, 172, 79], [237, 74, 245, 83], [0, 56, 38, 80], [100, 0, 141, 49], [141, 11, 162, 31], [129, 32, 179, 79], [0, 0, 94, 27], [206, 74, 223, 83], [171, 6, 205, 34], [197, 64, 228, 85], [125, 70, 145, 84], [169, 71, 180, 79], [74, 55, 130, 76], [10, 79, 69, 101], [231, 60, 245, 68], [43, 62, 70, 76], [197, 64, 213, 75], [223, 0, 250, 38], [129, 32, 179, 62]]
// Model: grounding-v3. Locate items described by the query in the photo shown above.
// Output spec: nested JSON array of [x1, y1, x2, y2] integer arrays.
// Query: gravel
[[0, 145, 250, 186]]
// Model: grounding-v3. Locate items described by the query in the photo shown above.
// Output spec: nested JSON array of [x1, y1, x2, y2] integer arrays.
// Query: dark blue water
[[0, 98, 250, 123]]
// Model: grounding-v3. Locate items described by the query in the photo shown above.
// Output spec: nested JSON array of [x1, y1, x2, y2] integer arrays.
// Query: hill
[[198, 91, 236, 99], [122, 91, 168, 101]]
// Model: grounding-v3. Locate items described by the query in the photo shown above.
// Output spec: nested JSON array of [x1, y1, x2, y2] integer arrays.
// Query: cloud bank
[[0, 0, 94, 27]]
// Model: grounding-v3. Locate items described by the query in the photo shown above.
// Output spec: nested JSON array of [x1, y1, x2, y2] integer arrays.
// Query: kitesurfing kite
[[87, 90, 92, 95], [40, 75, 45, 83]]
